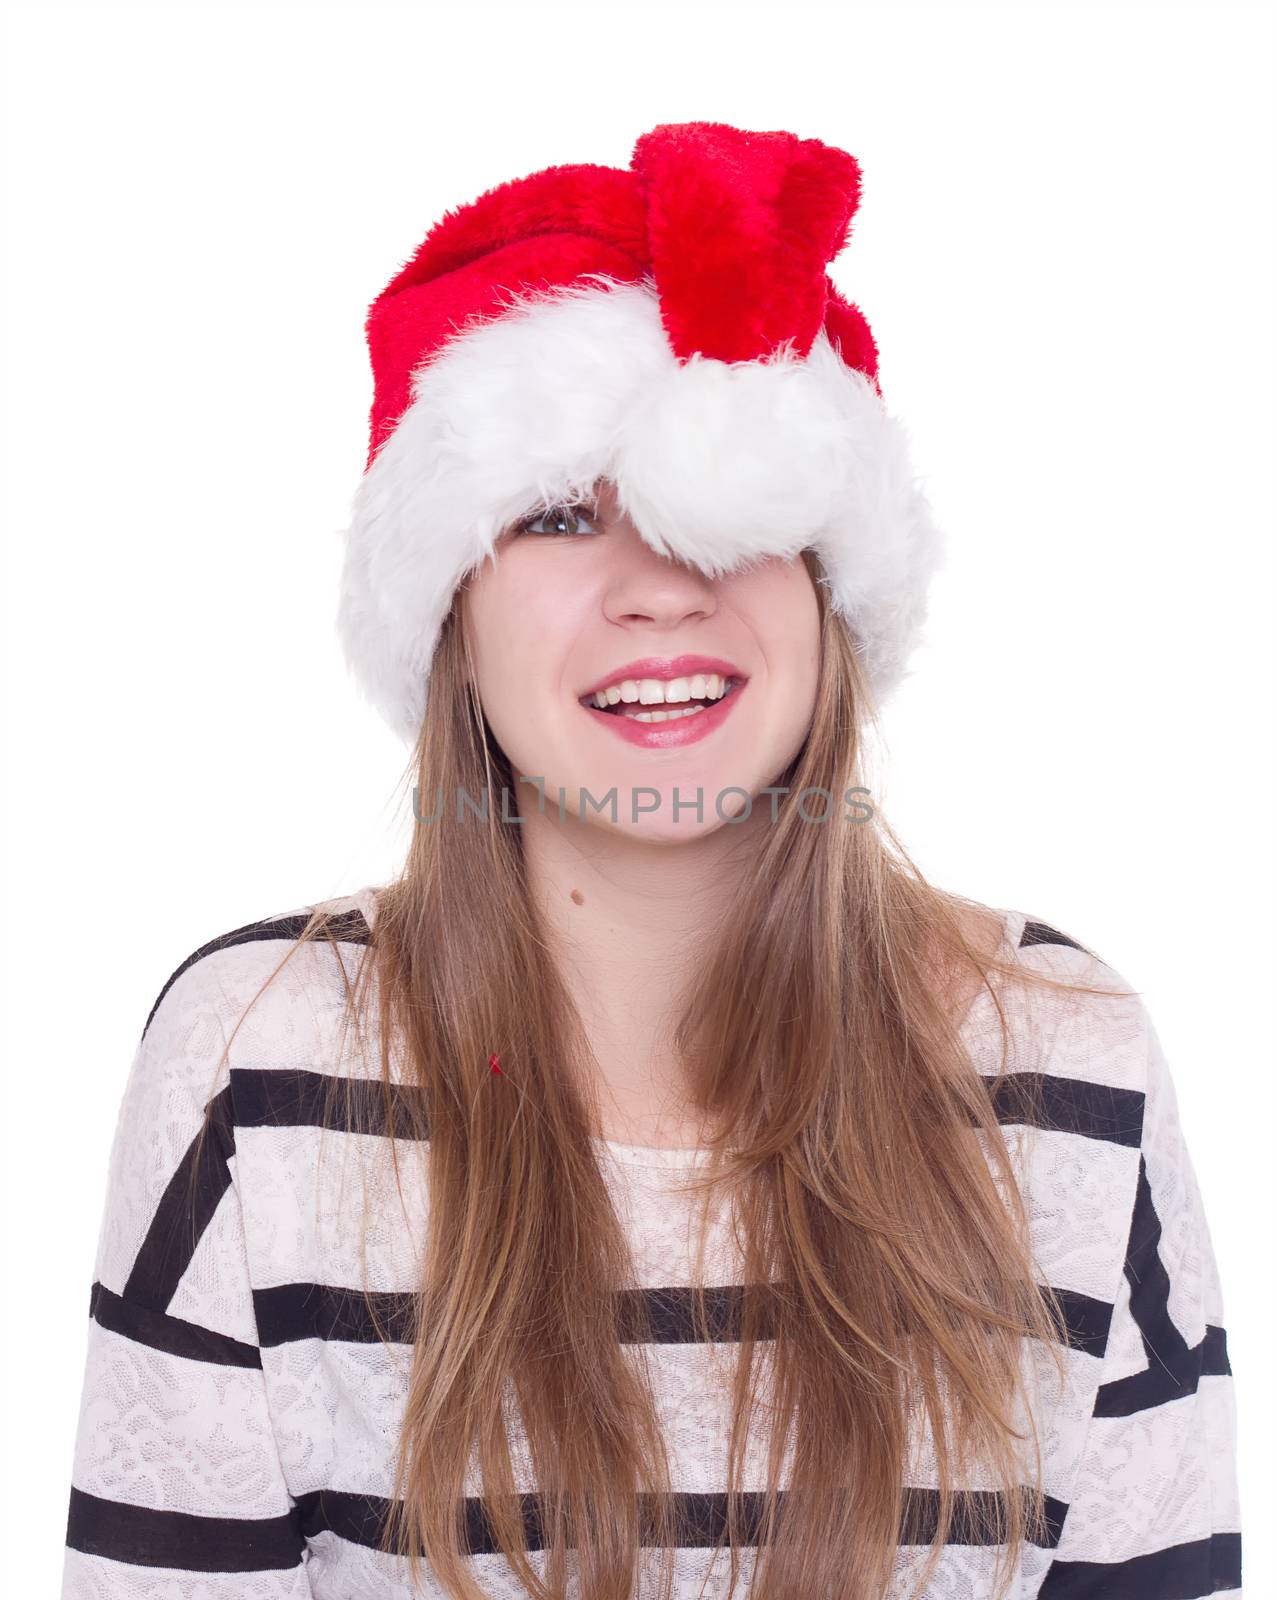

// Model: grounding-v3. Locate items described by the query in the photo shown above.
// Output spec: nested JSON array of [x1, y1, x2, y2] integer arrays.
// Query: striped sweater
[[60, 889, 1243, 1598]]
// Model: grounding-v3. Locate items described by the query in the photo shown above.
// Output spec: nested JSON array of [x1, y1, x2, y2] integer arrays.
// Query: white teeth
[[590, 674, 731, 710], [629, 705, 706, 723]]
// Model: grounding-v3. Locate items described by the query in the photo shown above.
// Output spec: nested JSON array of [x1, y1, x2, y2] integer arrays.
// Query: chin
[[600, 809, 747, 847], [582, 763, 764, 833]]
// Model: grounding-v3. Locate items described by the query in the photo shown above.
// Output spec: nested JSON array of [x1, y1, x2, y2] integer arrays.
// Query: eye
[[513, 499, 602, 537]]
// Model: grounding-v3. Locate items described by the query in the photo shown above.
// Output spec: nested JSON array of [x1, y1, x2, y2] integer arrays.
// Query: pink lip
[[579, 655, 744, 699], [579, 655, 748, 751]]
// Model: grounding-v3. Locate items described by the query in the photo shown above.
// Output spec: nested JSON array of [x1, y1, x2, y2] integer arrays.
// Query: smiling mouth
[[579, 676, 745, 724]]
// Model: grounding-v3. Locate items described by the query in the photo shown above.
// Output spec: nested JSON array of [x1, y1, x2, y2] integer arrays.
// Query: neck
[[517, 799, 772, 1144]]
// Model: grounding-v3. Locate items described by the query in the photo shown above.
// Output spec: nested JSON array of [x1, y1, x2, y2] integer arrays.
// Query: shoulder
[[137, 885, 380, 1060], [960, 906, 1155, 1113], [92, 889, 380, 1284], [968, 910, 1218, 1311], [990, 914, 1233, 1382], [963, 915, 1170, 1326]]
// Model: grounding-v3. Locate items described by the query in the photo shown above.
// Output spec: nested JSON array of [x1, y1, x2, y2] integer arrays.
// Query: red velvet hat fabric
[[363, 122, 881, 472]]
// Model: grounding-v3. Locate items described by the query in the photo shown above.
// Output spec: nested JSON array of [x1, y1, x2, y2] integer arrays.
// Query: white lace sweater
[[60, 889, 1243, 1598]]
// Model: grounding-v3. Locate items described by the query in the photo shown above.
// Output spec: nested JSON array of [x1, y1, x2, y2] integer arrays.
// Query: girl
[[60, 122, 1242, 1600]]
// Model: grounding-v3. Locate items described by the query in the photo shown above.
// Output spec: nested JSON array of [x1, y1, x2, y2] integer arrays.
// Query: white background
[[3, 0, 1273, 1588]]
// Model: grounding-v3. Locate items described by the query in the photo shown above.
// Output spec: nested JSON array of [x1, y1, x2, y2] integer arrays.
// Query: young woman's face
[[460, 478, 821, 841]]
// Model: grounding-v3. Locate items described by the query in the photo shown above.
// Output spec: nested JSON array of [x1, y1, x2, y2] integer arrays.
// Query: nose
[[601, 525, 719, 630]]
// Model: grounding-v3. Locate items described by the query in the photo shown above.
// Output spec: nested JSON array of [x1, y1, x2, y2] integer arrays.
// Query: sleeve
[[1037, 1009, 1243, 1598], [60, 960, 314, 1598]]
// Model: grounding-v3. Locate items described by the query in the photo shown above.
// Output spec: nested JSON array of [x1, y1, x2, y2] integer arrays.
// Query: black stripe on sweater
[[1018, 920, 1098, 959], [254, 1282, 419, 1347], [1094, 1323, 1233, 1419], [986, 1073, 1144, 1147], [229, 1066, 1146, 1147], [232, 1065, 402, 1136], [65, 1486, 304, 1572], [142, 908, 371, 1039], [291, 1484, 1072, 1555], [252, 1279, 1113, 1359], [1047, 1287, 1119, 1361], [1037, 1530, 1242, 1597], [122, 1084, 236, 1312], [90, 1280, 261, 1368], [1092, 1152, 1234, 1417]]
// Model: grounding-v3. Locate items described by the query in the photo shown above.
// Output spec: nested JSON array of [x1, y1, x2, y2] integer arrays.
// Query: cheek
[[461, 556, 592, 726], [459, 576, 517, 728], [778, 567, 822, 661], [464, 558, 547, 675], [732, 558, 822, 690]]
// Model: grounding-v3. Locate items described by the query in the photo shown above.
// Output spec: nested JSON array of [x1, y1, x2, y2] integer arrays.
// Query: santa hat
[[338, 120, 945, 744]]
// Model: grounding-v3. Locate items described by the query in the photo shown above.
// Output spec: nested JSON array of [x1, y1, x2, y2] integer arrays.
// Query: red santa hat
[[338, 120, 945, 743]]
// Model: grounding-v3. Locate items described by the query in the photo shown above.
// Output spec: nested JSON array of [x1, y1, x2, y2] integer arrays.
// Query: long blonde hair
[[197, 550, 1128, 1600]]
